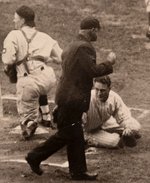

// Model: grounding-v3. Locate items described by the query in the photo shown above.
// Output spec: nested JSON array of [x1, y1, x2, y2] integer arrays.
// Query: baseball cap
[[16, 5, 35, 27], [80, 17, 100, 30]]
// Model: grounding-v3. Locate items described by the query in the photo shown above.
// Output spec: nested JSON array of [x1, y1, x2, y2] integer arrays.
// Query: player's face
[[89, 28, 99, 41], [13, 13, 24, 29], [94, 82, 110, 102]]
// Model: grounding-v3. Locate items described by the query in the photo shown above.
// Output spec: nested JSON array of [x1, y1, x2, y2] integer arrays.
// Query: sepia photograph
[[0, 0, 149, 182]]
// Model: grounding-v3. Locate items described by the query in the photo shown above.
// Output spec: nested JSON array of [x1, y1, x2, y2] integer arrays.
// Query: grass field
[[0, 0, 150, 182]]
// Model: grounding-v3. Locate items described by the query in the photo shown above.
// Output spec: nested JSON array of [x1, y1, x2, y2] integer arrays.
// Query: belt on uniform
[[24, 66, 44, 77], [17, 56, 45, 66]]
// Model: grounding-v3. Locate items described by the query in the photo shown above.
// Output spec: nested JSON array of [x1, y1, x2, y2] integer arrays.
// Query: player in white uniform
[[2, 6, 62, 140], [83, 76, 141, 148]]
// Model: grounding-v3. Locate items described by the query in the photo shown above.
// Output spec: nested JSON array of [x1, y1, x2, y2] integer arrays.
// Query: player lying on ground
[[83, 76, 141, 149]]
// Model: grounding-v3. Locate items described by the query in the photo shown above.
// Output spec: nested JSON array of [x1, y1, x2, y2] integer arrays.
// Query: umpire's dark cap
[[80, 17, 100, 30], [16, 5, 35, 27]]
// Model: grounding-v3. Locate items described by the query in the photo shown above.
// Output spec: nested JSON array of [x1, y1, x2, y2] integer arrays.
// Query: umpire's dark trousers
[[27, 104, 87, 174]]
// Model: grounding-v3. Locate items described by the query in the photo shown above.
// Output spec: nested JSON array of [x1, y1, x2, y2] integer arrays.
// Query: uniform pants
[[17, 66, 56, 128], [85, 117, 141, 148], [27, 104, 87, 174], [85, 129, 120, 148]]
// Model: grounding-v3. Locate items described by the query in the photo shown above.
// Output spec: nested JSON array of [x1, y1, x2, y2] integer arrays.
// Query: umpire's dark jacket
[[55, 34, 113, 116]]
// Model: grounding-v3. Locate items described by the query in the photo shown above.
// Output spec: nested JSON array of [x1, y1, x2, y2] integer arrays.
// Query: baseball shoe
[[25, 155, 43, 175], [39, 120, 56, 129], [22, 127, 37, 141], [22, 130, 32, 141], [71, 171, 98, 181]]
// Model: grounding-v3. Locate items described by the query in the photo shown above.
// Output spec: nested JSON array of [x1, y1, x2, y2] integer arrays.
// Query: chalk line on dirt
[[9, 125, 50, 134], [0, 159, 69, 168]]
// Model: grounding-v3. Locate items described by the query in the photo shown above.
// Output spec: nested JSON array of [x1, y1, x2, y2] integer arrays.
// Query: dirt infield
[[0, 107, 149, 183], [0, 0, 150, 182]]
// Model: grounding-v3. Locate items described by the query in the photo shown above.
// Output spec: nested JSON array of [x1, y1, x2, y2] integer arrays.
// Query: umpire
[[26, 17, 116, 180]]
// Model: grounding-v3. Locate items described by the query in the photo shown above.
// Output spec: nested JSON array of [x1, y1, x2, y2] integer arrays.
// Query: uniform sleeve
[[2, 31, 18, 65], [113, 94, 131, 126], [49, 41, 62, 64], [76, 46, 113, 78]]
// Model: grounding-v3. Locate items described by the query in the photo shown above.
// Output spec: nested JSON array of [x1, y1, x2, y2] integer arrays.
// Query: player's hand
[[123, 128, 132, 136], [107, 52, 116, 65]]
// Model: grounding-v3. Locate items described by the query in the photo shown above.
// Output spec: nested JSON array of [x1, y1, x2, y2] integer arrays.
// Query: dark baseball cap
[[80, 17, 100, 30], [16, 5, 35, 27]]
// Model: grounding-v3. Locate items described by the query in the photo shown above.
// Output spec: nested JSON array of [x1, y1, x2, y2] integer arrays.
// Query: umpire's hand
[[107, 52, 116, 65]]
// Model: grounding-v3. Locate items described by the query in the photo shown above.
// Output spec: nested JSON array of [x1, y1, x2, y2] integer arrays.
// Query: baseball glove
[[4, 64, 17, 83], [122, 134, 137, 148]]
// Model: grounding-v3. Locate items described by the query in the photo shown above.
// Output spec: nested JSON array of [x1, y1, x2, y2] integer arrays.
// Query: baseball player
[[2, 5, 62, 140], [83, 76, 141, 148]]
